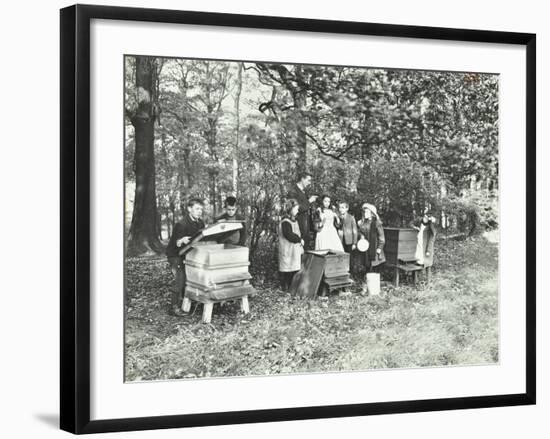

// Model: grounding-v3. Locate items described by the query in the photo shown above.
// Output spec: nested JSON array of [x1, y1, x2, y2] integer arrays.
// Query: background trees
[[124, 56, 499, 257], [125, 56, 163, 255]]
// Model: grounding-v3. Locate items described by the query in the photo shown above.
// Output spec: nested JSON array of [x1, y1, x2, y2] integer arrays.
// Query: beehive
[[184, 242, 255, 322], [292, 250, 351, 297], [320, 251, 350, 278], [185, 243, 249, 269], [383, 227, 418, 265]]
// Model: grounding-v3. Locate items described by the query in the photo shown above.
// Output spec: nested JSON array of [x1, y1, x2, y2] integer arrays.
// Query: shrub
[[441, 190, 498, 236], [353, 155, 498, 235], [356, 155, 446, 226]]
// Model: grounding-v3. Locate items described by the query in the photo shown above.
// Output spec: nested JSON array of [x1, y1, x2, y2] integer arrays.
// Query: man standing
[[287, 172, 317, 250], [165, 198, 205, 316]]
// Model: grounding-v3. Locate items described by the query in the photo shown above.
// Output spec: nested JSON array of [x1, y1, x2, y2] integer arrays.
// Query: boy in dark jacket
[[166, 198, 205, 316], [336, 201, 358, 271], [336, 201, 358, 253], [214, 196, 248, 246]]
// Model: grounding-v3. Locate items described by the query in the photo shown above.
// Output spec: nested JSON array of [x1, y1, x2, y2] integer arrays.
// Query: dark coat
[[409, 218, 437, 267], [336, 212, 358, 245], [214, 212, 248, 246], [166, 214, 205, 258], [358, 218, 386, 267], [287, 183, 310, 212], [287, 183, 311, 239]]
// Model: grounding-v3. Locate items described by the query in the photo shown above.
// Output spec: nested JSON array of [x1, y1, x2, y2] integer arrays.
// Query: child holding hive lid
[[278, 198, 304, 291], [357, 202, 386, 273], [165, 198, 205, 316]]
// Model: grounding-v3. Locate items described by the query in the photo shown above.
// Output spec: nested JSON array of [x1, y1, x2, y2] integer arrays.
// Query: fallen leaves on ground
[[125, 235, 498, 381]]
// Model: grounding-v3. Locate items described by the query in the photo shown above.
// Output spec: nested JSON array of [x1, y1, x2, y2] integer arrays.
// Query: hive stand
[[199, 297, 249, 324], [182, 295, 250, 324], [182, 297, 191, 313], [321, 251, 352, 295], [183, 284, 252, 323], [182, 242, 255, 323], [319, 274, 352, 296], [388, 263, 432, 287], [384, 227, 433, 288]]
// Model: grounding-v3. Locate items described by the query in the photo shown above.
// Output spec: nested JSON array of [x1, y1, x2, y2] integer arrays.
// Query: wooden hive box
[[305, 250, 351, 296], [179, 223, 255, 323], [185, 243, 252, 291], [185, 265, 252, 289], [319, 251, 350, 279], [185, 243, 250, 269], [384, 227, 418, 266], [185, 283, 256, 302], [290, 250, 351, 298]]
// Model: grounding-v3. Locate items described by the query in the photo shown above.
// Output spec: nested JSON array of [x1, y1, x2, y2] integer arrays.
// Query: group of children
[[277, 195, 387, 291], [166, 186, 437, 316]]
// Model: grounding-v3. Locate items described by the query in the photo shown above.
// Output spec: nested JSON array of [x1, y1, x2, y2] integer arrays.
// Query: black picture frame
[[60, 4, 536, 434]]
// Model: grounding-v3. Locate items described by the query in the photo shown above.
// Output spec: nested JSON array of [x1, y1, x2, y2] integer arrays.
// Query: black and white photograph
[[0, 0, 545, 436], [124, 56, 500, 381]]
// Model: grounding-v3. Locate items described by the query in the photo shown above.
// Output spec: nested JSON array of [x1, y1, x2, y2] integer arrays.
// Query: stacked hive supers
[[183, 243, 256, 323], [318, 251, 352, 295]]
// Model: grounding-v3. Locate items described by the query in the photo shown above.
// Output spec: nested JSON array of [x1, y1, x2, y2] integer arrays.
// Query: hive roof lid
[[178, 220, 243, 255]]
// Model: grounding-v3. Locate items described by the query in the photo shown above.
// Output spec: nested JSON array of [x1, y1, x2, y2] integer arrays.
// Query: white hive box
[[185, 243, 252, 290], [179, 222, 256, 323]]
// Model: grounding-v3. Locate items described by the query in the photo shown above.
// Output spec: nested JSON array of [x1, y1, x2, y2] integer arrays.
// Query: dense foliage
[[124, 57, 499, 256]]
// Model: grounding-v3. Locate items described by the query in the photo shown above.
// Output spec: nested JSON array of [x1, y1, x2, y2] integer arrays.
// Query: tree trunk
[[209, 170, 217, 218], [177, 133, 192, 203], [292, 65, 308, 174], [156, 199, 163, 241], [168, 201, 175, 239], [233, 63, 243, 195], [127, 56, 163, 255]]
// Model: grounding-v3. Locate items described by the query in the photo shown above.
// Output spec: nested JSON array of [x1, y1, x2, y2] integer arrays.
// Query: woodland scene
[[124, 55, 499, 381]]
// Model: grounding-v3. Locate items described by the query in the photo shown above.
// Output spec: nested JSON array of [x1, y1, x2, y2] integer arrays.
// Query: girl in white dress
[[314, 195, 345, 252]]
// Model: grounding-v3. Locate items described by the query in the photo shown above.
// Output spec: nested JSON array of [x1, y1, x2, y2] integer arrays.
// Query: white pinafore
[[278, 218, 303, 272], [414, 223, 426, 265]]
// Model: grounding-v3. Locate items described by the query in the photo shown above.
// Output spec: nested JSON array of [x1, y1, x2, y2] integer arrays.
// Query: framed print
[[60, 4, 536, 434]]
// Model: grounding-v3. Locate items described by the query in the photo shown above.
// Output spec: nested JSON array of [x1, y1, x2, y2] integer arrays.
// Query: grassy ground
[[125, 234, 499, 381]]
